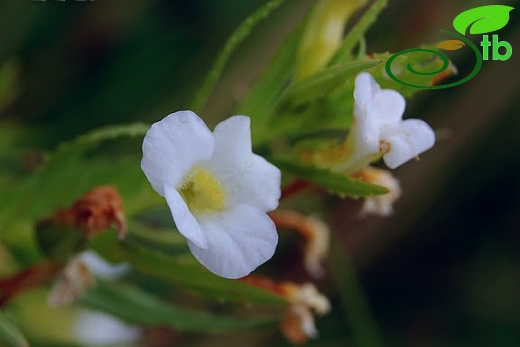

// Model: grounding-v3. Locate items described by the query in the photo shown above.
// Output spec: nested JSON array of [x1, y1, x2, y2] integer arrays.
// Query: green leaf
[[82, 279, 279, 333], [0, 59, 20, 113], [0, 311, 30, 347], [278, 59, 382, 108], [453, 5, 514, 35], [89, 233, 287, 306], [331, 0, 389, 63], [189, 0, 287, 112], [295, 0, 367, 79], [35, 222, 84, 261], [271, 158, 388, 198], [329, 233, 384, 347], [239, 23, 303, 146], [0, 124, 153, 229]]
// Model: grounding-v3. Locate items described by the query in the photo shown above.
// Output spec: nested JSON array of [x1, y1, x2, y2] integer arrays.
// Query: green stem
[[329, 232, 385, 347], [189, 0, 286, 112]]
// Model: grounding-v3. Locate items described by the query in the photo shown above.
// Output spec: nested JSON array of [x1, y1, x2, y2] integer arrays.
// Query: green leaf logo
[[453, 5, 514, 35]]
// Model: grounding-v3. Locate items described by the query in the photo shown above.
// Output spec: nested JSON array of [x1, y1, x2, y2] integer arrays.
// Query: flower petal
[[141, 110, 214, 196], [202, 116, 281, 212], [382, 119, 435, 169], [188, 205, 278, 279], [371, 89, 406, 124], [78, 251, 130, 279], [354, 72, 381, 111], [164, 184, 208, 249]]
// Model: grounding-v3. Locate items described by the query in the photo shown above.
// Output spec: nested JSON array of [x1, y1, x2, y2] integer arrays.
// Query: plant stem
[[329, 232, 385, 347]]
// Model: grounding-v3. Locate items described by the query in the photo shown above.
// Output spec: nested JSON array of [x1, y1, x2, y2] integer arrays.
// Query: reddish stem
[[0, 261, 63, 307], [281, 179, 312, 199]]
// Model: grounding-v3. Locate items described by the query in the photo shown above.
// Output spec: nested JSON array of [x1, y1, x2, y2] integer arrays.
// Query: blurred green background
[[1, 0, 519, 346]]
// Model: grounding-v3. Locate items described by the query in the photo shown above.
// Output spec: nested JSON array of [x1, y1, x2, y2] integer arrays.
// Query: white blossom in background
[[354, 166, 402, 216], [78, 250, 131, 279], [74, 310, 140, 346], [280, 283, 331, 344], [141, 111, 281, 279], [48, 251, 130, 307], [334, 72, 435, 173]]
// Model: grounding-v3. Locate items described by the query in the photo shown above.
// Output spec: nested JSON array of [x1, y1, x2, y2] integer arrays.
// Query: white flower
[[141, 110, 281, 279], [78, 250, 130, 279], [74, 309, 140, 346], [347, 72, 435, 170], [48, 251, 130, 307], [354, 166, 402, 216]]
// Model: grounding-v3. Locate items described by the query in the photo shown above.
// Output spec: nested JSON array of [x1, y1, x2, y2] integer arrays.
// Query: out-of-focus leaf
[[331, 0, 389, 63], [295, 0, 366, 79], [0, 311, 30, 347], [0, 124, 155, 232], [239, 23, 303, 146], [271, 158, 388, 198], [190, 0, 287, 112], [35, 222, 83, 262], [82, 279, 279, 332], [0, 59, 20, 113], [329, 232, 384, 347], [89, 233, 287, 306], [437, 40, 465, 50], [278, 59, 382, 108], [453, 5, 514, 35]]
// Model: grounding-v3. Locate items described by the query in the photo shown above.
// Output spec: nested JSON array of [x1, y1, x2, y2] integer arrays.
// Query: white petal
[[164, 184, 208, 249], [212, 115, 252, 154], [141, 110, 214, 196], [78, 251, 130, 279], [353, 112, 380, 154], [371, 90, 406, 125], [354, 72, 381, 111], [74, 310, 140, 346], [188, 205, 278, 279], [383, 119, 435, 169], [202, 116, 281, 212]]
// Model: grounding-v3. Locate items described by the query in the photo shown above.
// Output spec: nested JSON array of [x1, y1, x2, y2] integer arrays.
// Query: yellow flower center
[[179, 167, 226, 214]]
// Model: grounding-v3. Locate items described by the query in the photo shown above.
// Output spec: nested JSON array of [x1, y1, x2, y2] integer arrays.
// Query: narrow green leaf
[[295, 0, 367, 79], [0, 59, 20, 113], [55, 122, 149, 157], [453, 5, 514, 35], [0, 123, 152, 229], [329, 233, 384, 347], [279, 59, 382, 108], [271, 158, 388, 198], [331, 0, 389, 64], [239, 23, 303, 146], [190, 0, 287, 112], [0, 311, 30, 347], [89, 233, 287, 306], [82, 279, 279, 333], [35, 222, 84, 261]]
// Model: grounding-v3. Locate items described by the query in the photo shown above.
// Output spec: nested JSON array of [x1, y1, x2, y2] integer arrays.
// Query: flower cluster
[[314, 72, 436, 175], [351, 72, 436, 170], [141, 111, 281, 279]]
